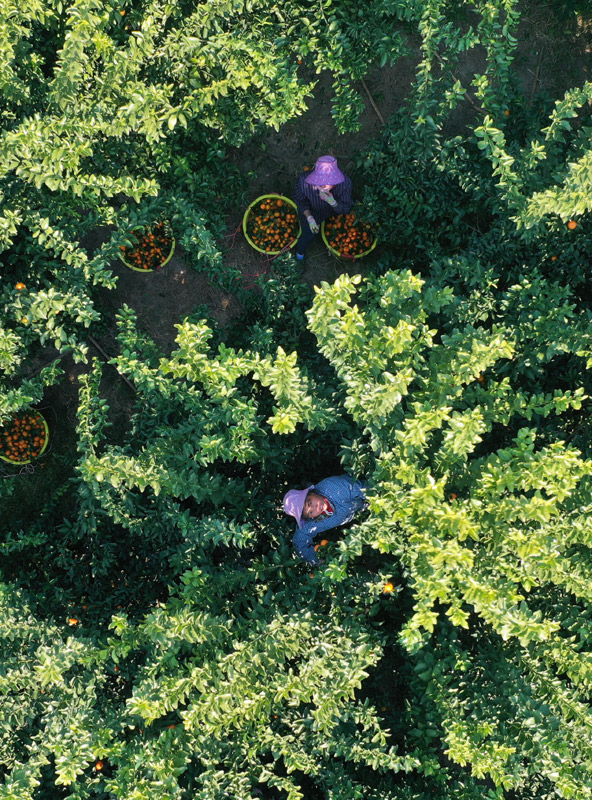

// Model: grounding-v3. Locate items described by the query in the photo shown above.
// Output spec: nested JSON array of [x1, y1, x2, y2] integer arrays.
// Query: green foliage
[[309, 268, 592, 795], [4, 1, 592, 799]]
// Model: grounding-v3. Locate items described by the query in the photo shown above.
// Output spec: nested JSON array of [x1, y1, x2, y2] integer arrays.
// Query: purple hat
[[283, 485, 314, 527], [305, 155, 345, 186]]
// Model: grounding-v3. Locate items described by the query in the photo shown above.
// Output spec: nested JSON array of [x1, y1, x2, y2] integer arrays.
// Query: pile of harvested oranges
[[0, 410, 47, 463], [119, 222, 173, 271], [245, 197, 299, 253], [323, 212, 376, 258]]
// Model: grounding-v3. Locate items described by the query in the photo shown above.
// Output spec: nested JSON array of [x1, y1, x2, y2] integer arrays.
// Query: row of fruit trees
[[3, 1, 592, 799]]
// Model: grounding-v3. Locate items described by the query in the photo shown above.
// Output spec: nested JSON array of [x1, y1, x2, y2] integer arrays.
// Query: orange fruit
[[449, 493, 457, 501], [15, 282, 26, 290], [504, 109, 510, 117], [383, 582, 395, 593], [567, 220, 577, 230], [95, 761, 104, 771], [551, 256, 557, 261], [67, 618, 78, 626]]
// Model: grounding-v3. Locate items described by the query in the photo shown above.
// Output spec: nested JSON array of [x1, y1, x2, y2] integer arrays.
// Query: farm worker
[[293, 155, 353, 260], [283, 474, 368, 565]]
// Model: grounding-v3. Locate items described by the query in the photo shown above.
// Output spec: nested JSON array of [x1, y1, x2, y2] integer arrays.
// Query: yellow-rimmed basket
[[243, 194, 301, 255], [120, 231, 176, 273], [321, 214, 378, 261], [0, 410, 49, 465]]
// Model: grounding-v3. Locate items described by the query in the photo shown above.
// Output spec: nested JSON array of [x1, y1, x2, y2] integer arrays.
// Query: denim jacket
[[292, 474, 367, 565]]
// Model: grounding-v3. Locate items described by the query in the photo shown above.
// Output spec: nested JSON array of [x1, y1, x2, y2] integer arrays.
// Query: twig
[[225, 220, 243, 249], [264, 242, 293, 264], [21, 351, 69, 381], [0, 463, 35, 479], [241, 265, 268, 290], [528, 47, 544, 106], [433, 53, 486, 116], [361, 78, 386, 125], [88, 336, 137, 394]]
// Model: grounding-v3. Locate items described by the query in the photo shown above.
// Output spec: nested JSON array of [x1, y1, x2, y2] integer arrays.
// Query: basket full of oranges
[[119, 222, 175, 272], [322, 211, 377, 260], [243, 195, 301, 255], [0, 410, 49, 464]]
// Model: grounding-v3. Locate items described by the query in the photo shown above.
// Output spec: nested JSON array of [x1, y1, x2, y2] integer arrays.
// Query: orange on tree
[[383, 582, 395, 593], [314, 539, 330, 551], [567, 220, 577, 230], [15, 282, 26, 290]]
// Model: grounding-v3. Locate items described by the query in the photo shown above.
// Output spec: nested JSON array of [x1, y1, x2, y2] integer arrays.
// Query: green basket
[[321, 216, 378, 261], [0, 410, 49, 465], [243, 194, 301, 255], [120, 234, 176, 272]]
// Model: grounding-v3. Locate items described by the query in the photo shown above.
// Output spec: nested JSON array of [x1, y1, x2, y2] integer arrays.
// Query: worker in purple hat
[[283, 474, 367, 564], [293, 155, 353, 261]]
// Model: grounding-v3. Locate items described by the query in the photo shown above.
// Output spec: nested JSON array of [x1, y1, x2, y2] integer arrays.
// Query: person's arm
[[349, 477, 368, 509], [294, 174, 313, 217], [293, 527, 320, 565], [295, 174, 321, 231], [330, 175, 353, 214], [292, 513, 343, 564]]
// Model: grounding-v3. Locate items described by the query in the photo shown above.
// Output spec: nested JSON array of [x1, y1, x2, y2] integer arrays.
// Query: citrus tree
[[0, 0, 403, 417], [3, 1, 592, 799]]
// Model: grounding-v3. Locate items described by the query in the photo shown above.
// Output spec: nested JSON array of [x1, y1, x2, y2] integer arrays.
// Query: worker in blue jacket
[[283, 474, 367, 565]]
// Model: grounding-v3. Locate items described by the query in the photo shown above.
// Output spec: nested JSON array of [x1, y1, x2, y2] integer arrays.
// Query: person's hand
[[318, 189, 337, 206], [306, 214, 320, 234]]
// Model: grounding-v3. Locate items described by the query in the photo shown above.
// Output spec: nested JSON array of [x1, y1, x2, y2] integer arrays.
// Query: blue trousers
[[296, 213, 317, 256]]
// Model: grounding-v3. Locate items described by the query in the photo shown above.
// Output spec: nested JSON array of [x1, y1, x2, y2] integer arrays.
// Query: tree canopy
[[2, 1, 592, 799]]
